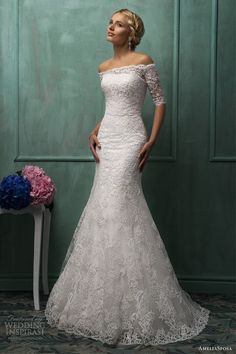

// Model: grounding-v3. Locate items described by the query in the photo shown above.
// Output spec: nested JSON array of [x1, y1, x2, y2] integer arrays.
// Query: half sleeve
[[144, 64, 166, 106]]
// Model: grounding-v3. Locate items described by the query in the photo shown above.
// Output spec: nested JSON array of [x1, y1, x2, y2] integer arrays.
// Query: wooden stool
[[0, 204, 52, 310]]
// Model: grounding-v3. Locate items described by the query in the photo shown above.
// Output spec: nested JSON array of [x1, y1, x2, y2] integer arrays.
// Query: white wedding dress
[[45, 63, 210, 346]]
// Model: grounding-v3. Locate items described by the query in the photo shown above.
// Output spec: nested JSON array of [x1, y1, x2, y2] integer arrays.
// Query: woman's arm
[[89, 120, 102, 163], [89, 120, 102, 138], [148, 104, 166, 146]]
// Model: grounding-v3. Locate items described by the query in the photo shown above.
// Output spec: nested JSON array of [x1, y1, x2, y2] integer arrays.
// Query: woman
[[45, 8, 210, 346]]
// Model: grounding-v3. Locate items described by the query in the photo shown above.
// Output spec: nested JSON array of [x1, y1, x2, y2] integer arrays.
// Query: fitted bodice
[[98, 63, 166, 118]]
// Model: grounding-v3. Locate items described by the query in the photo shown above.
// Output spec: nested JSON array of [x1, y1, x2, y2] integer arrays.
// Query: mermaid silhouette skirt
[[45, 63, 210, 345]]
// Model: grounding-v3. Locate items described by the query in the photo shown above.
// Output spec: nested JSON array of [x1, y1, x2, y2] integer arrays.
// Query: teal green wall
[[0, 0, 235, 294]]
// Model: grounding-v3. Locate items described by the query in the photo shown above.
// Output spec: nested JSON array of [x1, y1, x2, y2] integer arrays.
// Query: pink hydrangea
[[22, 165, 56, 205]]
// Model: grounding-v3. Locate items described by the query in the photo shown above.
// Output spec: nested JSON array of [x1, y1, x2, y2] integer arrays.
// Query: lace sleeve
[[144, 63, 166, 106]]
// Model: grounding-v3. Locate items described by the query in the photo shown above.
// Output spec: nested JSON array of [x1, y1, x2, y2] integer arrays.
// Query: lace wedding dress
[[45, 63, 210, 346]]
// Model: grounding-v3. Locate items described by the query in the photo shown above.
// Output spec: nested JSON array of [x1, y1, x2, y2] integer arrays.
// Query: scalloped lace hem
[[45, 306, 210, 346]]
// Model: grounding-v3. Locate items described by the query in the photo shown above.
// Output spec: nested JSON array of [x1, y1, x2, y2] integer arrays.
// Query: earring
[[128, 38, 131, 50]]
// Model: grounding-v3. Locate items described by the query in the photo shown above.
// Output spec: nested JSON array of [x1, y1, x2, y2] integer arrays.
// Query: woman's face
[[107, 13, 131, 47]]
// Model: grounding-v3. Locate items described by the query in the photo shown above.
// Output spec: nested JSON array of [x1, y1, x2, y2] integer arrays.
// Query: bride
[[45, 8, 210, 346]]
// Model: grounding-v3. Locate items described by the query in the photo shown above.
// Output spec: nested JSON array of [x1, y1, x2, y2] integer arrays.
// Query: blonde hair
[[113, 8, 145, 51]]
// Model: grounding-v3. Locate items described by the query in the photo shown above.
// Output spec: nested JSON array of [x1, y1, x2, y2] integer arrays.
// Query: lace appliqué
[[98, 63, 166, 107], [143, 64, 166, 106], [45, 181, 210, 346]]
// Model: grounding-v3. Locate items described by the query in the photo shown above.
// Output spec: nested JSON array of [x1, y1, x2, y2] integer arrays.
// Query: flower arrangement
[[0, 175, 32, 210], [0, 165, 56, 210]]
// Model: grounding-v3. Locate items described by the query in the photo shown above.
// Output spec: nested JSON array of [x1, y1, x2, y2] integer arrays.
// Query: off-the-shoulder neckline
[[98, 63, 155, 75]]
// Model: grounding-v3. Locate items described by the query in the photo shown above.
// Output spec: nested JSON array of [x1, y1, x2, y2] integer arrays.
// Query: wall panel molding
[[209, 0, 236, 162]]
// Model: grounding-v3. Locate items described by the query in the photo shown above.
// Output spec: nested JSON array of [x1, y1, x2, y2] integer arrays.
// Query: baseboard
[[0, 273, 235, 295]]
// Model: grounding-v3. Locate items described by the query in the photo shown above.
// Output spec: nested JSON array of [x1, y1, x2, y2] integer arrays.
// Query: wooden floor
[[0, 291, 235, 354]]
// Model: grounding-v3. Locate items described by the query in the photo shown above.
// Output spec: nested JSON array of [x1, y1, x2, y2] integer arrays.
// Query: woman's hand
[[138, 141, 154, 172], [89, 133, 101, 162]]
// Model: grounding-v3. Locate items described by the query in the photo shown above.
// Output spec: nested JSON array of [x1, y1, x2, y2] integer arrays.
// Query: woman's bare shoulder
[[98, 59, 113, 73], [134, 52, 154, 65]]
